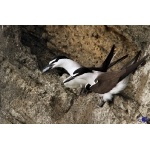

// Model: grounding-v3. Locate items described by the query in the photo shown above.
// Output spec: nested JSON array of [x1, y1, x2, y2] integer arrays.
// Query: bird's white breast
[[64, 78, 87, 88], [109, 76, 129, 95]]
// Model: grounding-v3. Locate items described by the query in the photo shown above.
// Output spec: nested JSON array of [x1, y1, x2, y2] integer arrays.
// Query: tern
[[42, 45, 128, 89], [64, 51, 148, 106]]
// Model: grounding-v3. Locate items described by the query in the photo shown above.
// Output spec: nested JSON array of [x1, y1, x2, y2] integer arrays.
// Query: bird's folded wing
[[90, 71, 124, 94]]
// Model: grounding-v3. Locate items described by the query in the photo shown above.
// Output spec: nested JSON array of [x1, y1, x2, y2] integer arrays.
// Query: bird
[[42, 45, 128, 89], [42, 55, 80, 76], [64, 51, 148, 107]]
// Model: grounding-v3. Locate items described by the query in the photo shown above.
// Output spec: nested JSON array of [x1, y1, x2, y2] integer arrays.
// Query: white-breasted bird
[[42, 45, 128, 89], [64, 51, 148, 106], [42, 55, 80, 76]]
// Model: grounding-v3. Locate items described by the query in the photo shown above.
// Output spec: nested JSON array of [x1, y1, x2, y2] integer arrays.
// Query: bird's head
[[42, 56, 69, 73]]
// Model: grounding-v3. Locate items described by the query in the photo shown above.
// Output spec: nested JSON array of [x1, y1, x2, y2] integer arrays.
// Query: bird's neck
[[75, 71, 102, 86], [85, 71, 103, 85], [61, 59, 81, 75]]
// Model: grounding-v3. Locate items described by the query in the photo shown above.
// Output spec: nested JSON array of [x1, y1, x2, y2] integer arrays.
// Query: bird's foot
[[98, 100, 106, 107]]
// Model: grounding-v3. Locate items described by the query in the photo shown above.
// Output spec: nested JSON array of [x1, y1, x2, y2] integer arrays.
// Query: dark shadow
[[20, 25, 68, 76]]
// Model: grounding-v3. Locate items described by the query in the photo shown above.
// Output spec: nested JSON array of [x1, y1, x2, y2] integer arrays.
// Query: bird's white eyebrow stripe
[[73, 73, 79, 77], [49, 59, 56, 64]]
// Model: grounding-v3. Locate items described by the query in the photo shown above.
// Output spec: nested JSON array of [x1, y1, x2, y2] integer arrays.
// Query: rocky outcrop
[[0, 25, 150, 124]]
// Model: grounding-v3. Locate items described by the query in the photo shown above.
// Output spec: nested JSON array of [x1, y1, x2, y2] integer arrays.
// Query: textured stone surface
[[0, 25, 150, 124]]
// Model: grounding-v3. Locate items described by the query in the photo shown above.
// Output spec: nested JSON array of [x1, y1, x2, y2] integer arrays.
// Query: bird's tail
[[99, 44, 116, 72], [119, 54, 149, 81], [121, 51, 142, 70], [108, 54, 128, 68]]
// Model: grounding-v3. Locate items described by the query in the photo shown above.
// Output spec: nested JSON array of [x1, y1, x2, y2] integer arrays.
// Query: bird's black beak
[[42, 64, 53, 73], [63, 76, 75, 83]]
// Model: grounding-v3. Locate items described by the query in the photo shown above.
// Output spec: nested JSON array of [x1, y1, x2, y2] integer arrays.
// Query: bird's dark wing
[[90, 71, 125, 94], [121, 51, 141, 70], [100, 44, 115, 71], [119, 54, 149, 81], [90, 54, 128, 72], [90, 54, 149, 94], [89, 45, 115, 72], [108, 54, 128, 68]]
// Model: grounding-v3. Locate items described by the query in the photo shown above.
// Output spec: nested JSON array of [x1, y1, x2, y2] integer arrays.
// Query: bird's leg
[[99, 99, 114, 107], [107, 95, 115, 106], [80, 84, 92, 96], [99, 100, 105, 107], [98, 96, 106, 107], [80, 87, 88, 95], [79, 87, 92, 96], [79, 87, 86, 95]]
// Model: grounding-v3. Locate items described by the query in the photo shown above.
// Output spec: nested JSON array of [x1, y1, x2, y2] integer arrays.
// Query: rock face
[[0, 25, 150, 124]]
